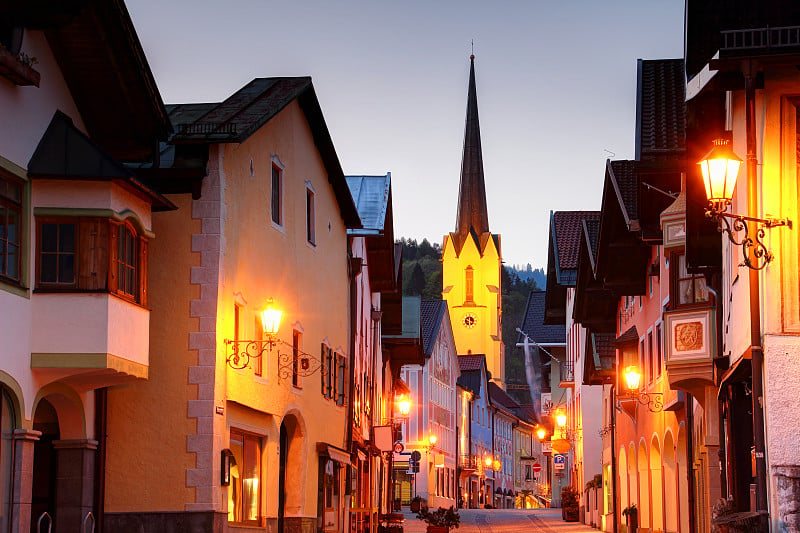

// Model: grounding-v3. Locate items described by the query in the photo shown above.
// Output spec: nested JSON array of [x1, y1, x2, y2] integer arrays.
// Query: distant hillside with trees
[[397, 238, 543, 405]]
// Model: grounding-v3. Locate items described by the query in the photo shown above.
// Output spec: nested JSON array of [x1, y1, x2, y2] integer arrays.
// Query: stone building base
[[774, 465, 800, 532]]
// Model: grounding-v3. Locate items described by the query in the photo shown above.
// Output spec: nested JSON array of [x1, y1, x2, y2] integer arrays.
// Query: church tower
[[442, 55, 504, 388]]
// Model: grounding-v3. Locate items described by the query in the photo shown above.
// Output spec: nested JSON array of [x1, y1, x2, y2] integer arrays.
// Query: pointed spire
[[456, 54, 490, 237]]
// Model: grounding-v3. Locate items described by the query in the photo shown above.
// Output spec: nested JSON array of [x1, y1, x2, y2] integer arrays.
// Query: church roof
[[455, 55, 490, 239]]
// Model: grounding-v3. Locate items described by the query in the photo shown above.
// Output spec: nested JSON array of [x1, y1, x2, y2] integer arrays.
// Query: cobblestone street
[[397, 509, 601, 533]]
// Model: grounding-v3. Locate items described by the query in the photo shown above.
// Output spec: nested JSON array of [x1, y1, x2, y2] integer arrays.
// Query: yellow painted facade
[[105, 94, 353, 532], [442, 234, 504, 386]]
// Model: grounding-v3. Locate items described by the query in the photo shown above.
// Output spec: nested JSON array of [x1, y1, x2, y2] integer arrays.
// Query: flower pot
[[411, 501, 421, 512]]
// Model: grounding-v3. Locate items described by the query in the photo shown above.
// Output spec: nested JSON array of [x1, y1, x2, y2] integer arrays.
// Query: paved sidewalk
[[394, 508, 602, 533]]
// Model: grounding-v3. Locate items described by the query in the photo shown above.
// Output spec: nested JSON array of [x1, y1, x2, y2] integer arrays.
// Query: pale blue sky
[[127, 0, 685, 268]]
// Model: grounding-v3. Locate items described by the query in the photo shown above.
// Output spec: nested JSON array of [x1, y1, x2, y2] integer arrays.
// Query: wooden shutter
[[77, 217, 109, 291], [138, 236, 148, 306]]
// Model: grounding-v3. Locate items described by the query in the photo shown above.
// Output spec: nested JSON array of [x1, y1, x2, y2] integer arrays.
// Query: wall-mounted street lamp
[[426, 434, 438, 451], [698, 138, 792, 270], [554, 410, 567, 429], [620, 365, 663, 413], [536, 426, 547, 442], [225, 299, 282, 369], [397, 394, 412, 418], [224, 299, 322, 382]]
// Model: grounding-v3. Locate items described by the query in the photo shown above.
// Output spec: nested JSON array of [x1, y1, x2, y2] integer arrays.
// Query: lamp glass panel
[[624, 366, 641, 391], [261, 307, 282, 336]]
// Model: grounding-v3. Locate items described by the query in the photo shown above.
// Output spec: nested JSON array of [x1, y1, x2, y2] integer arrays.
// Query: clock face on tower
[[462, 312, 477, 329]]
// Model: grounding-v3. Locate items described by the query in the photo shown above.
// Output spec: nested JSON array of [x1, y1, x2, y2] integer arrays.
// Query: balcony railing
[[559, 360, 574, 388], [722, 26, 800, 52], [458, 455, 480, 471]]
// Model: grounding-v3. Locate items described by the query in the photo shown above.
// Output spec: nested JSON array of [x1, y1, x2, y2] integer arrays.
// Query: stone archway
[[279, 413, 306, 533], [650, 435, 663, 532], [619, 445, 629, 512], [31, 391, 93, 533], [663, 431, 678, 533], [637, 441, 651, 530]]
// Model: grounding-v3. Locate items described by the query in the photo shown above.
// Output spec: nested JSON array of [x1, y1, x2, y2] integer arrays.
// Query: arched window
[[465, 266, 474, 303], [0, 388, 16, 532]]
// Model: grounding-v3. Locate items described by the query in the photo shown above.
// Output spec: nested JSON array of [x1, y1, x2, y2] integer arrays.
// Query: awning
[[393, 378, 411, 396], [615, 326, 639, 345], [717, 354, 752, 400], [316, 443, 353, 466]]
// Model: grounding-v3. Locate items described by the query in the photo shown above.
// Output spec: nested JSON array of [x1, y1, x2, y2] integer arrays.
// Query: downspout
[[345, 252, 360, 451], [686, 393, 697, 533], [745, 69, 769, 520], [94, 388, 107, 533], [610, 385, 618, 533]]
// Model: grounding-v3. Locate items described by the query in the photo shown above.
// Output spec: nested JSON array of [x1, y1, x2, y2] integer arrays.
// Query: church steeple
[[455, 54, 490, 237]]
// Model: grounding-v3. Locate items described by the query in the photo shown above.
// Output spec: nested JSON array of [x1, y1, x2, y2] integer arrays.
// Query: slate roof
[[458, 354, 485, 372], [28, 111, 176, 211], [518, 291, 565, 345], [552, 211, 600, 286], [163, 77, 360, 228], [457, 370, 483, 398], [636, 59, 686, 159], [420, 300, 448, 356], [169, 78, 311, 143], [346, 174, 391, 236], [582, 218, 601, 273], [608, 160, 639, 224], [488, 382, 519, 409]]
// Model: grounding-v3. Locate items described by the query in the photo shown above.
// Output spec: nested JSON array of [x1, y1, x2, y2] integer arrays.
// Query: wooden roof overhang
[[573, 219, 617, 332], [379, 243, 404, 337], [595, 162, 650, 295], [364, 195, 397, 293], [583, 330, 616, 386], [38, 0, 171, 162]]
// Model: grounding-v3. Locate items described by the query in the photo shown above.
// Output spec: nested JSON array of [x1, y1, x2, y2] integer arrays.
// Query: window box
[[0, 46, 40, 87]]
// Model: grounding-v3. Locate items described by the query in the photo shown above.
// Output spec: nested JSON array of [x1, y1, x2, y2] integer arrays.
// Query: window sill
[[0, 278, 29, 298], [0, 47, 40, 87]]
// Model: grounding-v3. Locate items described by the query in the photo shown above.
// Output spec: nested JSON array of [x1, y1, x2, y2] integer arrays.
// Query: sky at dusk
[[126, 0, 685, 268]]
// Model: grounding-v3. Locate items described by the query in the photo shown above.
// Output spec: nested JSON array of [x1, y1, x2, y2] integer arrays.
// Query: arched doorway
[[628, 443, 638, 519], [279, 414, 305, 533], [0, 387, 17, 531], [618, 446, 629, 512], [31, 399, 59, 531], [663, 431, 678, 533], [650, 436, 663, 532], [31, 391, 92, 533]]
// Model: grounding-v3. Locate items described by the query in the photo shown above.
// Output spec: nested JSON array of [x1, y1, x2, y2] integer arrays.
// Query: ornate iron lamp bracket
[[225, 339, 274, 370], [277, 348, 323, 382], [707, 208, 792, 271]]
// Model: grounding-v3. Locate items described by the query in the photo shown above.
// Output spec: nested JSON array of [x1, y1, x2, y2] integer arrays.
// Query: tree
[[408, 263, 426, 295]]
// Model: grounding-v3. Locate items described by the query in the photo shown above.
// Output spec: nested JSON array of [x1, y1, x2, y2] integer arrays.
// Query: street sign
[[411, 450, 422, 461], [532, 462, 542, 474], [554, 453, 566, 471], [394, 442, 404, 453]]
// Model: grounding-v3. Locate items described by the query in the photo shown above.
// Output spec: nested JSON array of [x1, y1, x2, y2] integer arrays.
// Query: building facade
[[0, 3, 172, 531]]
